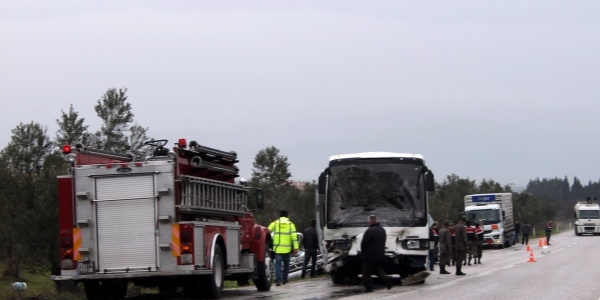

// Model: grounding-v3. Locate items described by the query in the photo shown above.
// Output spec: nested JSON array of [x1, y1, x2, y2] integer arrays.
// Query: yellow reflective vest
[[268, 217, 299, 254]]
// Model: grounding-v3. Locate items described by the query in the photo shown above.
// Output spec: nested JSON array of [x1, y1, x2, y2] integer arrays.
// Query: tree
[[90, 88, 152, 157], [250, 146, 292, 225], [55, 104, 91, 146], [428, 174, 477, 224], [0, 122, 53, 278], [91, 87, 133, 151]]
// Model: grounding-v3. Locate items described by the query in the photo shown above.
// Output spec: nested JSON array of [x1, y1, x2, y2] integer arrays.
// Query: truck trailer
[[464, 193, 514, 249], [51, 139, 272, 300], [317, 152, 435, 285]]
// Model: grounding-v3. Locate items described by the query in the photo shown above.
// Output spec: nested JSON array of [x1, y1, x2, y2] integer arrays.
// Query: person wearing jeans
[[268, 210, 299, 286], [301, 220, 320, 278]]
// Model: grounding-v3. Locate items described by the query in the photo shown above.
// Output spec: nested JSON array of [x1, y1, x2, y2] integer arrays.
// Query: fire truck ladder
[[177, 175, 249, 217]]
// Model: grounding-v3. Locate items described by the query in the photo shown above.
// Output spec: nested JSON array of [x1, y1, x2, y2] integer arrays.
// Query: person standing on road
[[521, 221, 532, 245], [268, 210, 299, 286], [465, 221, 477, 266], [545, 220, 553, 245], [428, 222, 439, 271], [360, 215, 392, 292], [438, 221, 452, 274], [514, 221, 521, 245], [301, 219, 319, 279], [474, 222, 484, 264], [454, 217, 467, 275]]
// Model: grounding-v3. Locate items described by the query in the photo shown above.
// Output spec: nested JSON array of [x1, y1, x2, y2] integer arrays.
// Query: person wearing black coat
[[360, 215, 392, 292], [301, 220, 320, 278]]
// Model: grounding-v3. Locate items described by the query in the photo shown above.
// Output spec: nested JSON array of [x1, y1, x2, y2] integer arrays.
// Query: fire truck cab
[[52, 139, 272, 300]]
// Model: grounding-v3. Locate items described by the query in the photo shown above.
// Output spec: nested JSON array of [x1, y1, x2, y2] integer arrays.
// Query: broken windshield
[[326, 158, 427, 228]]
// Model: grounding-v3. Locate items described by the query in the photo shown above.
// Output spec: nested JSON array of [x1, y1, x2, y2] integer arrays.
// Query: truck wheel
[[253, 241, 272, 291], [204, 244, 225, 299], [84, 280, 127, 300], [331, 266, 346, 284]]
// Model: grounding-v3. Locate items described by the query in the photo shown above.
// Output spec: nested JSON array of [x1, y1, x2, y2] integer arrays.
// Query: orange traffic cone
[[538, 238, 543, 247], [527, 251, 536, 262], [543, 238, 547, 246], [526, 243, 531, 251]]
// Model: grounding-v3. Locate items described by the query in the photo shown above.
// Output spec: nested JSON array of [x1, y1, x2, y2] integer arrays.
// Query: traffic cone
[[527, 251, 536, 262], [538, 238, 543, 247], [543, 238, 547, 246], [526, 243, 531, 251]]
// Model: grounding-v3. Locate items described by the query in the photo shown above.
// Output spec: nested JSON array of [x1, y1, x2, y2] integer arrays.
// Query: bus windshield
[[326, 159, 427, 228]]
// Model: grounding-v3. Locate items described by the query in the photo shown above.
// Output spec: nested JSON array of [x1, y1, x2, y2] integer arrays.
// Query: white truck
[[464, 193, 514, 249], [574, 197, 600, 236], [317, 152, 435, 285]]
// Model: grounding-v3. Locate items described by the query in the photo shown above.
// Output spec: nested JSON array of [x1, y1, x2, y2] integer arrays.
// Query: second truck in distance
[[464, 193, 515, 249]]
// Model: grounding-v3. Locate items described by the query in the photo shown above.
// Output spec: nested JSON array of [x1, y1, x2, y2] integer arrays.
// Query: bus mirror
[[318, 171, 327, 195], [253, 189, 265, 210], [425, 171, 435, 192]]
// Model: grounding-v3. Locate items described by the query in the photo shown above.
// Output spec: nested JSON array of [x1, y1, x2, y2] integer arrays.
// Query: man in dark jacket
[[545, 220, 553, 245], [360, 215, 392, 292], [454, 217, 467, 275], [514, 221, 521, 245], [521, 221, 532, 245], [428, 222, 439, 271], [301, 220, 319, 278]]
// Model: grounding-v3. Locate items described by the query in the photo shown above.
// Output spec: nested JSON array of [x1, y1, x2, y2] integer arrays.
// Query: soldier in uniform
[[465, 221, 477, 266], [454, 217, 467, 275], [438, 221, 452, 274], [474, 222, 484, 264]]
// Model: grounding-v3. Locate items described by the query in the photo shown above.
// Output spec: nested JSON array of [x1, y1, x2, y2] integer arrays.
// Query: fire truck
[[51, 139, 272, 300]]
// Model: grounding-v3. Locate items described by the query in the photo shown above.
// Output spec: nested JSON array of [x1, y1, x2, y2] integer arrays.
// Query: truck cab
[[574, 197, 600, 236]]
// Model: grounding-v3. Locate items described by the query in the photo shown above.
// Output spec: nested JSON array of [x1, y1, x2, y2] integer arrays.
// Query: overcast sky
[[1, 1, 599, 188]]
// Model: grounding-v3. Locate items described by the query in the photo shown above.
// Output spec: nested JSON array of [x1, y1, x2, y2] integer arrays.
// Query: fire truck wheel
[[253, 241, 273, 291], [204, 244, 225, 299], [83, 280, 127, 300]]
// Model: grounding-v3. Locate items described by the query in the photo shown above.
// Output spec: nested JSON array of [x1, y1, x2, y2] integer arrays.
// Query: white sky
[[1, 1, 599, 188]]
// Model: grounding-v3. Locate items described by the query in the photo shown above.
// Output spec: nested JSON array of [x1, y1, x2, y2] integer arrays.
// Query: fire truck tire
[[253, 241, 273, 291], [204, 244, 225, 299], [83, 280, 127, 300]]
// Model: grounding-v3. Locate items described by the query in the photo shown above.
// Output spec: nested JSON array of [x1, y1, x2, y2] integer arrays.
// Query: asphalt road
[[133, 232, 600, 300]]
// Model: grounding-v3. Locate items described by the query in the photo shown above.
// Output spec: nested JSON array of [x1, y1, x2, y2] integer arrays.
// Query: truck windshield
[[579, 210, 600, 219], [326, 158, 427, 228], [466, 209, 501, 225]]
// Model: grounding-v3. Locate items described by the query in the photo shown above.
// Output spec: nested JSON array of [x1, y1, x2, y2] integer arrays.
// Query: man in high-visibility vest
[[268, 210, 299, 286]]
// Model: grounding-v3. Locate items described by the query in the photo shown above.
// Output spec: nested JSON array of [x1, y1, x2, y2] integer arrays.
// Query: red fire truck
[[51, 139, 272, 300]]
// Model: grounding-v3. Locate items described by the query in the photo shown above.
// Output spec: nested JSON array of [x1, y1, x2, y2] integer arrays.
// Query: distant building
[[288, 181, 307, 191]]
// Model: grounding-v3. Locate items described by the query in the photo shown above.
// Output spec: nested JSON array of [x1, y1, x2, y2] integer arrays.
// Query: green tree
[[0, 122, 53, 278], [92, 88, 133, 151], [91, 88, 152, 156], [250, 146, 292, 225], [428, 174, 477, 224], [55, 104, 91, 146]]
